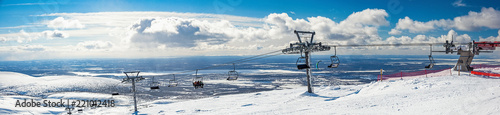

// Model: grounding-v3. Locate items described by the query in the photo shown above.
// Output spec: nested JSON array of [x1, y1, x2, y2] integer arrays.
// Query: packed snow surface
[[1, 70, 500, 114], [133, 75, 500, 114]]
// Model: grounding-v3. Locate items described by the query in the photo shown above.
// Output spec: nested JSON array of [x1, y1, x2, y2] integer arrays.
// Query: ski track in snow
[[1, 68, 500, 114]]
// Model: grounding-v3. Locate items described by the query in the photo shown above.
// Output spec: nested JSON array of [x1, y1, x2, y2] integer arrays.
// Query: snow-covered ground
[[1, 68, 500, 114]]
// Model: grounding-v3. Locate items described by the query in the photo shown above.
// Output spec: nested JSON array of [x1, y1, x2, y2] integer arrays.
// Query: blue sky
[[0, 0, 499, 60]]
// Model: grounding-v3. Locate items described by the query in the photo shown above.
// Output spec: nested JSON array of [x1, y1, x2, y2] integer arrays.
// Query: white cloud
[[127, 17, 233, 48], [0, 9, 395, 60], [445, 29, 471, 43], [124, 8, 390, 49], [17, 29, 38, 43], [385, 30, 470, 44], [479, 30, 500, 41], [453, 7, 500, 31], [388, 29, 402, 35], [39, 12, 263, 28], [0, 37, 6, 42], [0, 29, 69, 43], [390, 7, 500, 33], [342, 9, 389, 27], [42, 30, 69, 39], [2, 9, 491, 60], [256, 9, 389, 46], [16, 45, 46, 52], [452, 0, 466, 7], [391, 16, 437, 33], [47, 17, 85, 29], [76, 41, 114, 51]]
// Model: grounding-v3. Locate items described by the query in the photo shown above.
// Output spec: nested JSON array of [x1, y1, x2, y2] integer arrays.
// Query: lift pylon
[[121, 71, 144, 113], [282, 30, 330, 93]]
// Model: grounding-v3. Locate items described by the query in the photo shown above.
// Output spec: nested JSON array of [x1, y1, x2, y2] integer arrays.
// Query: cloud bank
[[47, 17, 85, 29], [390, 7, 500, 34], [0, 7, 498, 60]]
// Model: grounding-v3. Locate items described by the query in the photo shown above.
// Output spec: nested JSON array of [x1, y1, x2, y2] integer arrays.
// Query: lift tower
[[122, 71, 144, 113], [282, 30, 330, 93]]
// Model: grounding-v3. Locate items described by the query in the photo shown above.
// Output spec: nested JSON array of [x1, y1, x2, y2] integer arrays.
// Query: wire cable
[[152, 49, 285, 77]]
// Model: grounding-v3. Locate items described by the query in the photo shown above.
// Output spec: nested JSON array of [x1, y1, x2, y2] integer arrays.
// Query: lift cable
[[150, 49, 284, 78], [325, 43, 445, 47], [142, 43, 461, 78]]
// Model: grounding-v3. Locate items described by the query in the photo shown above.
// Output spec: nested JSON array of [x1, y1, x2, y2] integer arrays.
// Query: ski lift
[[111, 85, 120, 96], [168, 74, 178, 87], [328, 46, 340, 68], [425, 45, 436, 69], [192, 69, 204, 89], [150, 76, 160, 90], [425, 55, 435, 69], [227, 63, 239, 80], [296, 56, 310, 69]]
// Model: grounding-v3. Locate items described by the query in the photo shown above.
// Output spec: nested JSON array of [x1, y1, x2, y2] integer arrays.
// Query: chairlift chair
[[111, 85, 120, 96], [425, 45, 436, 69], [192, 70, 204, 89], [296, 56, 310, 70], [227, 63, 239, 80], [150, 76, 160, 90], [168, 74, 178, 87], [328, 46, 340, 68], [329, 56, 340, 68], [425, 55, 435, 69]]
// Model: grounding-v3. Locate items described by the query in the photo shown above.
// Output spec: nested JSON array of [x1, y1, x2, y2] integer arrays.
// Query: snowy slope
[[1, 69, 500, 114], [0, 72, 131, 114], [120, 75, 499, 115], [0, 72, 128, 96]]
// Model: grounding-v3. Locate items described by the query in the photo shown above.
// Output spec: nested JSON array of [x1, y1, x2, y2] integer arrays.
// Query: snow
[[0, 72, 128, 96], [1, 68, 500, 114], [130, 75, 500, 114], [385, 68, 459, 80]]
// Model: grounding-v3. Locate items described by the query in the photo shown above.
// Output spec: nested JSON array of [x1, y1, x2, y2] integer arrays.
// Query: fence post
[[450, 68, 452, 76], [400, 72, 403, 80], [380, 69, 383, 81], [426, 69, 428, 77], [458, 66, 461, 76]]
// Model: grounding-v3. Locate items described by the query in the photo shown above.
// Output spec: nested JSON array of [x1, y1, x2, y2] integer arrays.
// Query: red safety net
[[378, 68, 449, 80], [470, 64, 500, 77], [470, 71, 500, 77]]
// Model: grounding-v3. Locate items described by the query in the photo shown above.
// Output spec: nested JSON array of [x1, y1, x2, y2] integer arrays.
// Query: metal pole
[[458, 66, 461, 76], [305, 51, 313, 93], [131, 78, 138, 113]]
